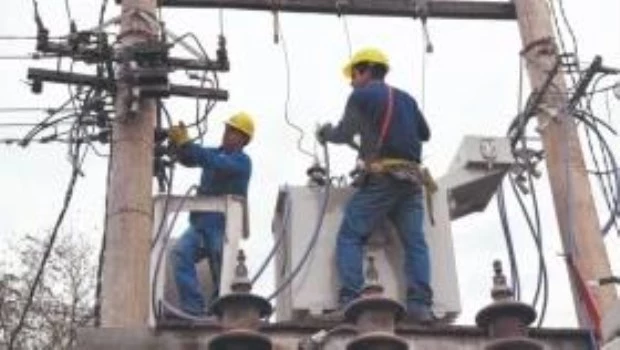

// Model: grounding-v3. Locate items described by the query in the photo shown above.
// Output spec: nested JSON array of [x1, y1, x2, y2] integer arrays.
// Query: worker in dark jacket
[[316, 48, 433, 323], [168, 112, 254, 317]]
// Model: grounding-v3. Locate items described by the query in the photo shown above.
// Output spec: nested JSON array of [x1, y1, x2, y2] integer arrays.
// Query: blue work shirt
[[177, 143, 251, 231], [326, 80, 430, 163]]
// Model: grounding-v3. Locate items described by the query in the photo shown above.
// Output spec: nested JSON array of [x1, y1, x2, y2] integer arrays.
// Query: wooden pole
[[514, 0, 617, 326], [100, 0, 158, 326]]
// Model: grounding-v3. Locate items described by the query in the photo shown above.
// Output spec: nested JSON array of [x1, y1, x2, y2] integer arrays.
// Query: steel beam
[[159, 0, 516, 20]]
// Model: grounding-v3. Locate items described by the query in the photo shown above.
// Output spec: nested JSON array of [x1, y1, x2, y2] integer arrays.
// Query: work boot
[[406, 302, 435, 325], [319, 290, 357, 322]]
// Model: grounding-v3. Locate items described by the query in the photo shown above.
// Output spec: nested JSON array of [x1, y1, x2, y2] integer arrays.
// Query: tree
[[0, 233, 98, 349]]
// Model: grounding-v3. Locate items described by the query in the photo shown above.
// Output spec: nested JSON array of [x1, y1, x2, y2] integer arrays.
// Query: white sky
[[0, 0, 619, 328]]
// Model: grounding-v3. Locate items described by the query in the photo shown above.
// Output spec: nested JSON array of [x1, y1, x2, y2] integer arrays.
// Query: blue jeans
[[337, 176, 432, 307], [172, 213, 224, 316]]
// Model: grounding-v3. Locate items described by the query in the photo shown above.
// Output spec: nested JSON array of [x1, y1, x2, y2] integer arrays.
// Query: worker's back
[[348, 80, 430, 162]]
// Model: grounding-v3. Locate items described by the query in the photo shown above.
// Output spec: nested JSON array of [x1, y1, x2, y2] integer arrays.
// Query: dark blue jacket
[[178, 143, 251, 231], [326, 81, 430, 163]]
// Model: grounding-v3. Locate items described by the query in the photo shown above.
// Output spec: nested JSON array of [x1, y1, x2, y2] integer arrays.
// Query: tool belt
[[353, 158, 437, 194], [351, 158, 438, 225]]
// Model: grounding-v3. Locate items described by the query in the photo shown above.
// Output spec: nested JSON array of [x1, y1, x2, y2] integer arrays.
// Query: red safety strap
[[567, 256, 602, 340], [376, 86, 395, 151]]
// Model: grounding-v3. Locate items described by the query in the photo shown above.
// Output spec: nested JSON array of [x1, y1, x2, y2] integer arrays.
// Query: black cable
[[151, 185, 198, 322], [21, 92, 90, 145], [266, 143, 331, 301], [545, 0, 580, 95], [250, 193, 292, 285], [94, 113, 114, 327], [86, 141, 110, 158], [507, 174, 549, 326], [583, 124, 617, 231], [511, 97, 549, 326], [496, 184, 521, 301], [151, 167, 175, 249], [98, 0, 110, 27], [7, 141, 84, 349], [193, 73, 216, 141], [555, 0, 579, 64], [579, 77, 617, 235], [0, 130, 73, 145], [277, 22, 314, 160], [168, 32, 211, 61], [170, 33, 219, 138], [573, 112, 620, 235], [525, 169, 549, 327], [64, 0, 74, 27], [160, 102, 174, 126], [584, 83, 620, 96]]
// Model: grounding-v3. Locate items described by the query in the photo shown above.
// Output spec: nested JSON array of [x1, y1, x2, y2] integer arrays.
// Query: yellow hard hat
[[225, 112, 255, 141], [342, 48, 390, 79]]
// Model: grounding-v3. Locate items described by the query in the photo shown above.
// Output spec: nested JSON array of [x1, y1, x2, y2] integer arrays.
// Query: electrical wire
[[0, 35, 58, 40], [335, 0, 352, 57], [501, 57, 551, 324], [0, 54, 59, 60], [151, 167, 176, 249], [577, 74, 620, 236], [573, 111, 620, 235], [250, 191, 292, 285], [340, 17, 352, 58], [514, 110, 548, 321], [20, 93, 89, 145], [7, 136, 85, 349], [555, 0, 580, 66], [581, 108, 620, 235], [506, 173, 549, 327], [0, 130, 73, 145], [509, 116, 549, 325], [151, 185, 198, 322], [64, 0, 74, 27], [420, 30, 428, 112], [277, 21, 315, 160], [98, 0, 110, 27], [496, 184, 521, 301], [0, 121, 76, 128], [266, 143, 331, 301], [218, 9, 225, 36], [0, 107, 78, 114], [94, 108, 114, 327], [167, 32, 219, 139]]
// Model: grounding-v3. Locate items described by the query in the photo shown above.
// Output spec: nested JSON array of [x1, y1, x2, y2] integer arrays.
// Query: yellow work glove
[[168, 122, 190, 146]]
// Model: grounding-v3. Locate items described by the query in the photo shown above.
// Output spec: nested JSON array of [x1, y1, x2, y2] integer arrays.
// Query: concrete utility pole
[[514, 0, 617, 326], [100, 0, 158, 326]]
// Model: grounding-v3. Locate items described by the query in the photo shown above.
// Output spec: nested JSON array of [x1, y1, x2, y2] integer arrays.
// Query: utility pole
[[514, 0, 617, 326], [100, 0, 158, 326]]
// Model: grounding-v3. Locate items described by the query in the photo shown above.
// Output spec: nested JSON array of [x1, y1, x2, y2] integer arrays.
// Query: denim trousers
[[337, 175, 432, 307], [172, 214, 224, 316]]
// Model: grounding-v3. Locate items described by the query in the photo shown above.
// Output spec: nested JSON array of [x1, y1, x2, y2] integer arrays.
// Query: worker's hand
[[168, 122, 190, 146], [316, 123, 333, 145]]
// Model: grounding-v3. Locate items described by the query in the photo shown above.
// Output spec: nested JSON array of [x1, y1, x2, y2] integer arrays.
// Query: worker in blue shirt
[[317, 48, 434, 324], [168, 112, 255, 317]]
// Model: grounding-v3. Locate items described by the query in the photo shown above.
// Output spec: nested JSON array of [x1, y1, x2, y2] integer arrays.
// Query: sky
[[0, 0, 619, 328]]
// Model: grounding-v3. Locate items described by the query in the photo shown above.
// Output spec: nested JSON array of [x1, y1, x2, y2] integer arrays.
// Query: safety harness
[[354, 86, 437, 223]]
